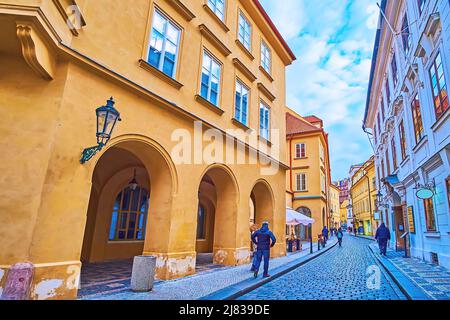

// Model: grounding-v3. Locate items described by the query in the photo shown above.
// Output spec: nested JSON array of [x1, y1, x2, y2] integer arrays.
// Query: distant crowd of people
[[249, 220, 391, 279]]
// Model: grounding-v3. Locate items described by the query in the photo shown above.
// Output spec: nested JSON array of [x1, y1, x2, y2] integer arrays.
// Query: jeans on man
[[378, 238, 388, 255], [254, 250, 270, 276]]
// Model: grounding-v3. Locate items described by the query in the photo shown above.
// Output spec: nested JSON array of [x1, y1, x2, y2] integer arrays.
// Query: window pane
[[140, 193, 148, 213], [121, 188, 131, 210], [153, 12, 166, 33], [163, 59, 175, 77], [120, 213, 128, 229], [109, 211, 118, 240], [166, 23, 180, 44]]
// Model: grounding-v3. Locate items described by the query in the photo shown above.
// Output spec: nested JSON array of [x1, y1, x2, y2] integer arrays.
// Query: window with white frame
[[259, 101, 270, 140], [201, 51, 221, 106], [296, 173, 307, 192], [261, 41, 271, 73], [238, 11, 251, 51], [319, 143, 325, 162], [148, 10, 181, 78], [207, 0, 225, 21], [234, 80, 249, 125], [295, 143, 306, 159]]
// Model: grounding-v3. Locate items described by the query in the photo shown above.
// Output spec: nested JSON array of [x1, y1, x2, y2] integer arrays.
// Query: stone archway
[[196, 165, 240, 266], [296, 207, 312, 240], [79, 137, 176, 296]]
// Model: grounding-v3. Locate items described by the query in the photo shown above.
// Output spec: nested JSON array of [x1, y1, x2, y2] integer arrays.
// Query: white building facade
[[364, 0, 450, 268]]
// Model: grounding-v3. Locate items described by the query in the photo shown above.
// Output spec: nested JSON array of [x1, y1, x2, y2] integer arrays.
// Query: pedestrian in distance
[[251, 221, 277, 278], [375, 223, 391, 256], [337, 228, 344, 247], [322, 226, 329, 243]]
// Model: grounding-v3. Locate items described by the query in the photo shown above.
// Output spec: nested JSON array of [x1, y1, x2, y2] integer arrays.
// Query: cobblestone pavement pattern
[[239, 236, 407, 300]]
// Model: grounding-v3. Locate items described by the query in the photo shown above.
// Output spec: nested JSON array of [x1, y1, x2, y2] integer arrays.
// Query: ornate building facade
[[364, 0, 450, 267]]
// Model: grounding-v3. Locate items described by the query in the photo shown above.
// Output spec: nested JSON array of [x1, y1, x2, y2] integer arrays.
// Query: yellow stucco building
[[285, 108, 332, 240], [349, 156, 378, 236], [0, 0, 295, 299], [329, 184, 340, 228]]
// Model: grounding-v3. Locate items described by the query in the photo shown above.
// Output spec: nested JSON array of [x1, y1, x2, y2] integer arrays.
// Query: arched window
[[196, 205, 206, 240], [109, 186, 149, 241]]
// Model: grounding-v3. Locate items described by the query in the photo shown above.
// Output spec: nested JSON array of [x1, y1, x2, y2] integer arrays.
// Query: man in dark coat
[[322, 226, 329, 242], [375, 223, 391, 256], [251, 221, 276, 278]]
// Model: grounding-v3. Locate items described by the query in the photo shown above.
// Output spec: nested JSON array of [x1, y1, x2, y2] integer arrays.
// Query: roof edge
[[253, 0, 297, 62], [362, 0, 387, 130]]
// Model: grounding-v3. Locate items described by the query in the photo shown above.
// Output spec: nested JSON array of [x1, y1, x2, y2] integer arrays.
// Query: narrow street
[[239, 236, 406, 300]]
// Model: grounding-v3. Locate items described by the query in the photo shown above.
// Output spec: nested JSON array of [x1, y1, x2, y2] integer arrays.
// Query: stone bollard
[[1, 262, 34, 300], [131, 255, 157, 292]]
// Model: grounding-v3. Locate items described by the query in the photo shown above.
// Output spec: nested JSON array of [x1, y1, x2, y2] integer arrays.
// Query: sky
[[260, 0, 380, 181]]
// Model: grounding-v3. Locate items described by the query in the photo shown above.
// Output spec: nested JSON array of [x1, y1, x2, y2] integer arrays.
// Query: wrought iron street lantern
[[376, 191, 389, 209], [80, 97, 121, 164], [129, 169, 139, 191]]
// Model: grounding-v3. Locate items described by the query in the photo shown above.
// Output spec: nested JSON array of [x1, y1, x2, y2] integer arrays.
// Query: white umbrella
[[286, 207, 315, 226]]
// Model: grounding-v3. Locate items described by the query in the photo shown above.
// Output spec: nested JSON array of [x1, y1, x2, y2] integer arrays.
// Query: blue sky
[[260, 0, 380, 180]]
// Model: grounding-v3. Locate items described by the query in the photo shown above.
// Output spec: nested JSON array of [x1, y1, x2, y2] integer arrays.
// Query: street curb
[[353, 234, 376, 241], [368, 245, 432, 300], [200, 240, 338, 300]]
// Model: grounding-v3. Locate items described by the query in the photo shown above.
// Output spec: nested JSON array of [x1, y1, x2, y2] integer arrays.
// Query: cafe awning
[[286, 207, 315, 226]]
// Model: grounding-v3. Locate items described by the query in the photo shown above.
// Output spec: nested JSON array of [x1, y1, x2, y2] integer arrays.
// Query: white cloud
[[260, 0, 379, 179]]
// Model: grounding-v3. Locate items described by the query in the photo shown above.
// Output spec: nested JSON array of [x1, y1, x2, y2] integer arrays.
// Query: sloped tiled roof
[[286, 112, 322, 136]]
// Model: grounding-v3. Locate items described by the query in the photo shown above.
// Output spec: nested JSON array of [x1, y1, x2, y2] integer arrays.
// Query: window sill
[[107, 240, 145, 244], [258, 135, 272, 146], [203, 4, 229, 32], [195, 94, 224, 115], [138, 59, 184, 89], [235, 40, 255, 61], [294, 157, 308, 160], [232, 118, 252, 131], [431, 107, 450, 132], [259, 66, 274, 82], [412, 135, 428, 153], [294, 190, 309, 193], [399, 156, 410, 168], [424, 232, 441, 238]]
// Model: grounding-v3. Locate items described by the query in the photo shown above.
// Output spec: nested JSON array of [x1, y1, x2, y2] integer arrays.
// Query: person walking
[[322, 226, 329, 243], [251, 221, 276, 278], [375, 223, 391, 256], [249, 224, 259, 272], [337, 227, 344, 247]]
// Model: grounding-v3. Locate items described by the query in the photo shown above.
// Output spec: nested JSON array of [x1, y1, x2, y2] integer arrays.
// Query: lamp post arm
[[80, 143, 104, 164]]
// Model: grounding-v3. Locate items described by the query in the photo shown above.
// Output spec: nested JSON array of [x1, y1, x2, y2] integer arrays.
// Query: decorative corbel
[[16, 22, 56, 80]]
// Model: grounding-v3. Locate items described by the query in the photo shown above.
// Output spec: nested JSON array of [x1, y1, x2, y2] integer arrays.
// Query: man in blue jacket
[[251, 221, 277, 278], [375, 223, 391, 256]]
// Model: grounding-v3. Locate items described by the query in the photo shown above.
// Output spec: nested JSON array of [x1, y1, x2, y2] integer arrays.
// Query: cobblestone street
[[239, 236, 407, 300]]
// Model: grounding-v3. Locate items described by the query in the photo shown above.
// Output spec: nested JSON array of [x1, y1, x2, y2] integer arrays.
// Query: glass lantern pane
[[97, 110, 107, 135]]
